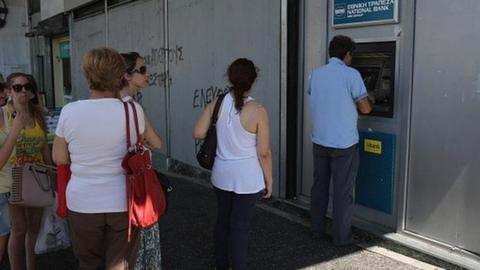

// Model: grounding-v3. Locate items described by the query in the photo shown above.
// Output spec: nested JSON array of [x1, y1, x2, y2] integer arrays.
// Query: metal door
[[406, 0, 480, 253]]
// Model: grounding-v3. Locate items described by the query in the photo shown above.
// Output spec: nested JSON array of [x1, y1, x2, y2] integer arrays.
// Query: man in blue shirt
[[309, 35, 372, 246]]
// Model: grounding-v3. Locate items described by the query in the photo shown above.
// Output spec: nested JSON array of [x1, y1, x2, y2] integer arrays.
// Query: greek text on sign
[[364, 139, 382, 154], [333, 0, 398, 27]]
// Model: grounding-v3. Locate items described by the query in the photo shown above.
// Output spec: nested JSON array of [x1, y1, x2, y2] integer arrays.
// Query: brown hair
[[227, 58, 257, 111], [6, 72, 47, 133], [121, 52, 142, 74], [82, 47, 126, 92]]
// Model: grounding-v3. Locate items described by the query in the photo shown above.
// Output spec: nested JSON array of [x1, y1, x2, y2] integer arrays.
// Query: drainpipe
[[24, 0, 32, 73], [24, 0, 29, 30], [104, 0, 108, 46], [163, 0, 171, 167]]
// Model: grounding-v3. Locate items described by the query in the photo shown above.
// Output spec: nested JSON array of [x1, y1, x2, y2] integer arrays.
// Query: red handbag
[[56, 164, 71, 218], [122, 101, 166, 241]]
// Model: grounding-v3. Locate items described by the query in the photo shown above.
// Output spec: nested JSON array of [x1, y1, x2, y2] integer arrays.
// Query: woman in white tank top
[[193, 58, 273, 270]]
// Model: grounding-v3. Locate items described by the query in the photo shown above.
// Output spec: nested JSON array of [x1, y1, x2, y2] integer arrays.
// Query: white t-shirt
[[55, 98, 145, 213]]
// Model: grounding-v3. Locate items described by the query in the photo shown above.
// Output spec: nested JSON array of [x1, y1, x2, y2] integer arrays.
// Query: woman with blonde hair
[[5, 73, 52, 270], [53, 47, 146, 270]]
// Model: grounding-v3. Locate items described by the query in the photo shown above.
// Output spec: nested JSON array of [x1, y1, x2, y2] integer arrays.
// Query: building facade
[[5, 0, 480, 268]]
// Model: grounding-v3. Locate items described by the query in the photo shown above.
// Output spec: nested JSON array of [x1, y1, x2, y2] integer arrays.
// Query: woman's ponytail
[[227, 58, 257, 111]]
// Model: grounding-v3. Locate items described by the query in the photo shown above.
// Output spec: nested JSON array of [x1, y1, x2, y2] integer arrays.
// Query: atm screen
[[351, 42, 396, 118]]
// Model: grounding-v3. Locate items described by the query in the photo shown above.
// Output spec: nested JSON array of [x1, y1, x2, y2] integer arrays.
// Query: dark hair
[[26, 74, 40, 104], [227, 58, 257, 111], [329, 35, 356, 60], [6, 72, 47, 133], [0, 73, 5, 90], [121, 52, 141, 74]]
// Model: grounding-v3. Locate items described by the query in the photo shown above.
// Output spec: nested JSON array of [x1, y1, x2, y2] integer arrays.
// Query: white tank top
[[211, 93, 265, 194]]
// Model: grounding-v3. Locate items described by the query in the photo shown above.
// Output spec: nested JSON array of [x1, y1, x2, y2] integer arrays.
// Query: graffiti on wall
[[192, 86, 230, 108], [144, 45, 184, 66], [149, 71, 171, 88], [192, 85, 230, 155], [144, 45, 184, 89]]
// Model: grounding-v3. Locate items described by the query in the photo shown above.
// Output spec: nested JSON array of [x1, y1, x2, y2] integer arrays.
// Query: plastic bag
[[35, 199, 71, 254]]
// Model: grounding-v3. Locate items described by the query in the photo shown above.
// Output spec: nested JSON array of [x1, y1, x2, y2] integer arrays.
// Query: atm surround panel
[[352, 42, 396, 118]]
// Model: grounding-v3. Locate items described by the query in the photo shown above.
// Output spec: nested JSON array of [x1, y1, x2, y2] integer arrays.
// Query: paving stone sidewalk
[[159, 176, 421, 270], [1, 174, 459, 270]]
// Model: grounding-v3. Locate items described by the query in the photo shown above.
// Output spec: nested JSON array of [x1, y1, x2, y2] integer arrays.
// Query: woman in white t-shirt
[[193, 58, 273, 270], [53, 48, 145, 270], [120, 52, 162, 270]]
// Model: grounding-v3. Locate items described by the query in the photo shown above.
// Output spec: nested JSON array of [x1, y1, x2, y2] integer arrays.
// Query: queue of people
[[0, 33, 369, 270]]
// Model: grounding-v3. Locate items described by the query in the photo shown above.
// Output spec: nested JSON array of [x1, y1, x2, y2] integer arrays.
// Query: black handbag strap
[[211, 93, 227, 126]]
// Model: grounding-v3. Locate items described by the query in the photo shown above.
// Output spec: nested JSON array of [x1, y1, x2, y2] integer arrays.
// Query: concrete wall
[[0, 0, 30, 76], [70, 13, 106, 101], [64, 0, 95, 11], [300, 0, 327, 202], [107, 0, 166, 154], [69, 0, 282, 193], [41, 0, 64, 20], [168, 0, 281, 190]]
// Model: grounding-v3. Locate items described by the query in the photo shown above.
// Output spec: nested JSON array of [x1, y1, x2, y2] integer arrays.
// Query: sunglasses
[[11, 83, 34, 93], [129, 66, 147, 75], [0, 83, 6, 91]]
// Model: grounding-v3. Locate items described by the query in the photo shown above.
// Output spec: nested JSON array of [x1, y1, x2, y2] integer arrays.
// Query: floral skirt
[[135, 223, 162, 270]]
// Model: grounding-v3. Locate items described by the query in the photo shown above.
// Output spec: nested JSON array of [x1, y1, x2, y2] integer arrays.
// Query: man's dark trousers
[[311, 143, 359, 245]]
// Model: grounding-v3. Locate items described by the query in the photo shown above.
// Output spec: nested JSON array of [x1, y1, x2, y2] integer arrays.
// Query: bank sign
[[333, 0, 398, 28]]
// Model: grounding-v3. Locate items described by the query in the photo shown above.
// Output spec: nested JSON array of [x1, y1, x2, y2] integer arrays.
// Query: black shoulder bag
[[196, 93, 227, 170]]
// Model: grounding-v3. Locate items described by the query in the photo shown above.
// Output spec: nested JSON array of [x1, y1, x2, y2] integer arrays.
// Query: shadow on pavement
[[0, 176, 425, 270], [160, 177, 374, 270]]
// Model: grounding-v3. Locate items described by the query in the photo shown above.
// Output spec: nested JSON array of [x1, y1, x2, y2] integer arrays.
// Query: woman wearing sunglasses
[[5, 73, 52, 270], [120, 52, 162, 270], [0, 73, 27, 267]]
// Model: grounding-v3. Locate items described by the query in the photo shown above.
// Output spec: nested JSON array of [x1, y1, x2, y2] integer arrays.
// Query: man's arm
[[357, 96, 373, 114]]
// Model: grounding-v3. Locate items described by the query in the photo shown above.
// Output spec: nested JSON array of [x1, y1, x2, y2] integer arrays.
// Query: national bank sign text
[[333, 0, 398, 27]]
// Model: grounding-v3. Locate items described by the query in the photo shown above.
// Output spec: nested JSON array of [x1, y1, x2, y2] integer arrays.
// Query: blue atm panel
[[355, 131, 395, 214]]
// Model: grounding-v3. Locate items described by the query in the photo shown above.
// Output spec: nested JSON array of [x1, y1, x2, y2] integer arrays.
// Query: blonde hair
[[82, 47, 126, 92]]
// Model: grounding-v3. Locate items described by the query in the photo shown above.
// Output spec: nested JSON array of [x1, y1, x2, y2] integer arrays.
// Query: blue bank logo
[[334, 4, 347, 18]]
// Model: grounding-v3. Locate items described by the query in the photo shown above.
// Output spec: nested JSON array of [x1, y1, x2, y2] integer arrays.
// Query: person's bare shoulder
[[243, 100, 268, 121], [243, 100, 262, 112]]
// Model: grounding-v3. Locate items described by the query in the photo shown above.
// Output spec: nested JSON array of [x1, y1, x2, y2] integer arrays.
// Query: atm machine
[[352, 42, 395, 118], [300, 0, 413, 232], [351, 42, 397, 217]]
